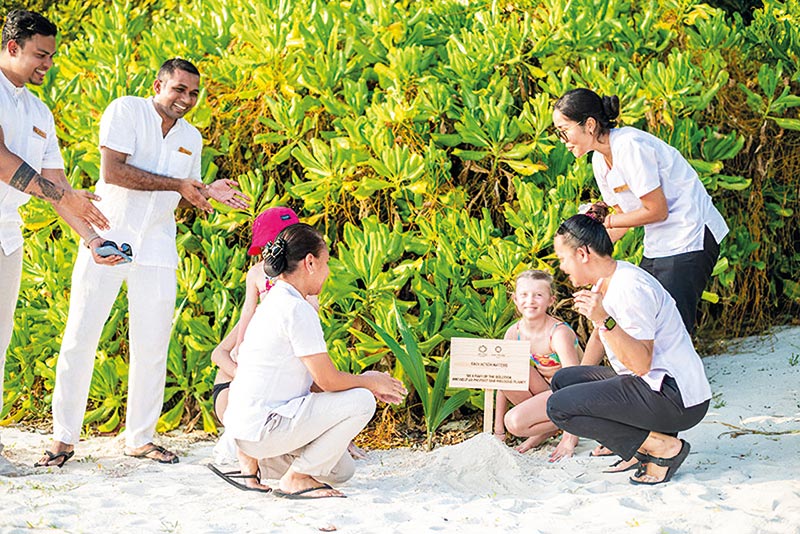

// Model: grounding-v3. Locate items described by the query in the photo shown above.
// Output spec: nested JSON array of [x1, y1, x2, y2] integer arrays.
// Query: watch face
[[604, 316, 617, 330]]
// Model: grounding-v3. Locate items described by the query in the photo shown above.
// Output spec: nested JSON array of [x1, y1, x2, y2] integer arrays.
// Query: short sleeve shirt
[[593, 127, 728, 258], [224, 280, 328, 442], [95, 96, 202, 268], [0, 71, 64, 255], [599, 261, 712, 408]]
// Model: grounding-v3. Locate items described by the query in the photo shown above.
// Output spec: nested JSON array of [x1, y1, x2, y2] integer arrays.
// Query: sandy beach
[[1, 326, 799, 534]]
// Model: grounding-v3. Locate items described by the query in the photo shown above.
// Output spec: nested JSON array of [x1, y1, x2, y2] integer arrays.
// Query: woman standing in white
[[222, 223, 406, 499], [552, 88, 728, 335]]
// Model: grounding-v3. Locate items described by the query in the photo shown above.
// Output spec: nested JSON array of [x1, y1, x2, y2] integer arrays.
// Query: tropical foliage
[[2, 0, 797, 444]]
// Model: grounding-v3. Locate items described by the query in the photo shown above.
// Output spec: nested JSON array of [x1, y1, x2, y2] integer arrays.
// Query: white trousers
[[52, 247, 176, 448], [237, 388, 376, 483], [0, 246, 23, 440]]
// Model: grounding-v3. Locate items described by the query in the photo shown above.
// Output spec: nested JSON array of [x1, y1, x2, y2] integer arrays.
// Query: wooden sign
[[449, 337, 530, 391]]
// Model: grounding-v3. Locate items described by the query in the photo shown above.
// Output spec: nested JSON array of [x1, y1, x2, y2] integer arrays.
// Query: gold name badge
[[613, 184, 630, 193]]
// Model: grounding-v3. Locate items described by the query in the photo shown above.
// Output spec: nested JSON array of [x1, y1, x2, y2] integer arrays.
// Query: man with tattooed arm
[[0, 9, 109, 476]]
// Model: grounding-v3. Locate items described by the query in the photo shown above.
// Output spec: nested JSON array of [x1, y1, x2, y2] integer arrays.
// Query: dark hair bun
[[262, 237, 288, 277], [584, 201, 610, 224], [601, 95, 620, 123]]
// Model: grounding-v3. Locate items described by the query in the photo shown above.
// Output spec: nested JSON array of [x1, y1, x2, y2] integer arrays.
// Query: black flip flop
[[273, 483, 346, 500], [630, 439, 691, 485], [124, 444, 179, 464], [602, 457, 642, 473], [207, 464, 272, 493], [34, 450, 74, 468]]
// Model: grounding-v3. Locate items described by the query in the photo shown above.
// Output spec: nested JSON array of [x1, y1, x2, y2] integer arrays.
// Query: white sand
[[1, 327, 799, 533]]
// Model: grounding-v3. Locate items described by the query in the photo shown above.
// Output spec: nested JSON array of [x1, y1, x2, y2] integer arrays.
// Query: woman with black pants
[[547, 210, 711, 485]]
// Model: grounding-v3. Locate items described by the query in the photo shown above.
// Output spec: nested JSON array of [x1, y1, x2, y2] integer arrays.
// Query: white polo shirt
[[95, 96, 202, 269], [0, 70, 64, 255], [224, 280, 328, 442], [593, 127, 728, 258], [599, 261, 712, 408]]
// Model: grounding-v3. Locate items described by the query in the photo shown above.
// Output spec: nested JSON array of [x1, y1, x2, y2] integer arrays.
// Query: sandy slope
[[1, 327, 799, 534]]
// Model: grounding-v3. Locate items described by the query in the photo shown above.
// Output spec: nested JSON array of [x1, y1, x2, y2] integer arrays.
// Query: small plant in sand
[[366, 304, 471, 451]]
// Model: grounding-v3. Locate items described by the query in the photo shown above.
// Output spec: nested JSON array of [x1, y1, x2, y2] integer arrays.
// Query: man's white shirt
[[96, 96, 202, 269], [0, 70, 64, 255]]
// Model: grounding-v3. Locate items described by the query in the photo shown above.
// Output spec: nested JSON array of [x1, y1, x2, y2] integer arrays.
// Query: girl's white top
[[224, 280, 327, 441], [593, 127, 728, 258]]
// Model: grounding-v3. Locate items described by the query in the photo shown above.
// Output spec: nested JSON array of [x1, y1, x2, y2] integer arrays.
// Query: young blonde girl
[[494, 270, 581, 461]]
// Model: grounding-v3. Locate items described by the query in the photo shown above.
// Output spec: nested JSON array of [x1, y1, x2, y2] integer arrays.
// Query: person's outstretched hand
[[61, 188, 109, 230], [207, 179, 250, 210], [363, 370, 407, 405]]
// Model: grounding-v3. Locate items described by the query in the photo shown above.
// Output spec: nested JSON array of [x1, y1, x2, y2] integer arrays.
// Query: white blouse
[[599, 261, 712, 408], [223, 280, 327, 442], [593, 127, 728, 258]]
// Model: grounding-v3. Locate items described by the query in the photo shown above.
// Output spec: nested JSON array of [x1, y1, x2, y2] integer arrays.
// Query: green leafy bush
[[2, 0, 797, 445]]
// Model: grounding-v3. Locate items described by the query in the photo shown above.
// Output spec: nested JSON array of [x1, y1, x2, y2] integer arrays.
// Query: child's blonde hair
[[515, 270, 555, 294]]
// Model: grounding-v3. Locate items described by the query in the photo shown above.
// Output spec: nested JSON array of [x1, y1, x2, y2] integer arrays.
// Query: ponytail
[[262, 223, 326, 278]]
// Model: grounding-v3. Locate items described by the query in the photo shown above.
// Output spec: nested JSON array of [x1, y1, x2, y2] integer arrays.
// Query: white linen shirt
[[223, 280, 328, 442], [593, 127, 728, 258], [0, 70, 64, 255], [96, 96, 202, 269], [598, 261, 712, 408]]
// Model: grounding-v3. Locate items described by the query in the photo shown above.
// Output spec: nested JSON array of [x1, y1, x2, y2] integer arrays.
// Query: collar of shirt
[[0, 69, 27, 99], [146, 96, 188, 139], [272, 279, 305, 301]]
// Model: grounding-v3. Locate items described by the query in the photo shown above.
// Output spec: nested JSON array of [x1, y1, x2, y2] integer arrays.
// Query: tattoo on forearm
[[10, 161, 65, 202], [9, 161, 36, 191], [34, 175, 65, 201]]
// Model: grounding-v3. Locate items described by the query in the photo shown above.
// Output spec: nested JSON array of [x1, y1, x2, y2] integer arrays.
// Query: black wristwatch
[[601, 316, 617, 331]]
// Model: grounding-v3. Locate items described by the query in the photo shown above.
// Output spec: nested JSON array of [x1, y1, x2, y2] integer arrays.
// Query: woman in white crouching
[[223, 223, 406, 499]]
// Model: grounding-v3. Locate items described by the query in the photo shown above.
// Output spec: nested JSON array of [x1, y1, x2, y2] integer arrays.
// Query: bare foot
[[124, 443, 178, 464], [515, 436, 544, 454], [590, 444, 614, 457]]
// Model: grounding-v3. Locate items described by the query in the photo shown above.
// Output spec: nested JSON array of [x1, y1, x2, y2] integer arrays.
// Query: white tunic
[[96, 96, 202, 268], [224, 280, 328, 442], [593, 127, 728, 258], [599, 261, 712, 408], [0, 70, 64, 255]]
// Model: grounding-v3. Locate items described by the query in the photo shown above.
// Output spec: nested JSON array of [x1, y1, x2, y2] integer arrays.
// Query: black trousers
[[640, 226, 720, 335], [546, 366, 709, 461]]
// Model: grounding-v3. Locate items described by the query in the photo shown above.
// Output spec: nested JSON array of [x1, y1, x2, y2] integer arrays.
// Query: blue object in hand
[[94, 240, 133, 263]]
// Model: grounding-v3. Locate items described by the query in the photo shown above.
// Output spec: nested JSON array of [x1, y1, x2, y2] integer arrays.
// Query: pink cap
[[247, 207, 300, 255]]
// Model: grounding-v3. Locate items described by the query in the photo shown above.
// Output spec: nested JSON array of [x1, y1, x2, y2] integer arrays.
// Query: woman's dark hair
[[2, 10, 57, 48], [262, 223, 326, 278], [556, 203, 614, 257], [554, 88, 619, 136]]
